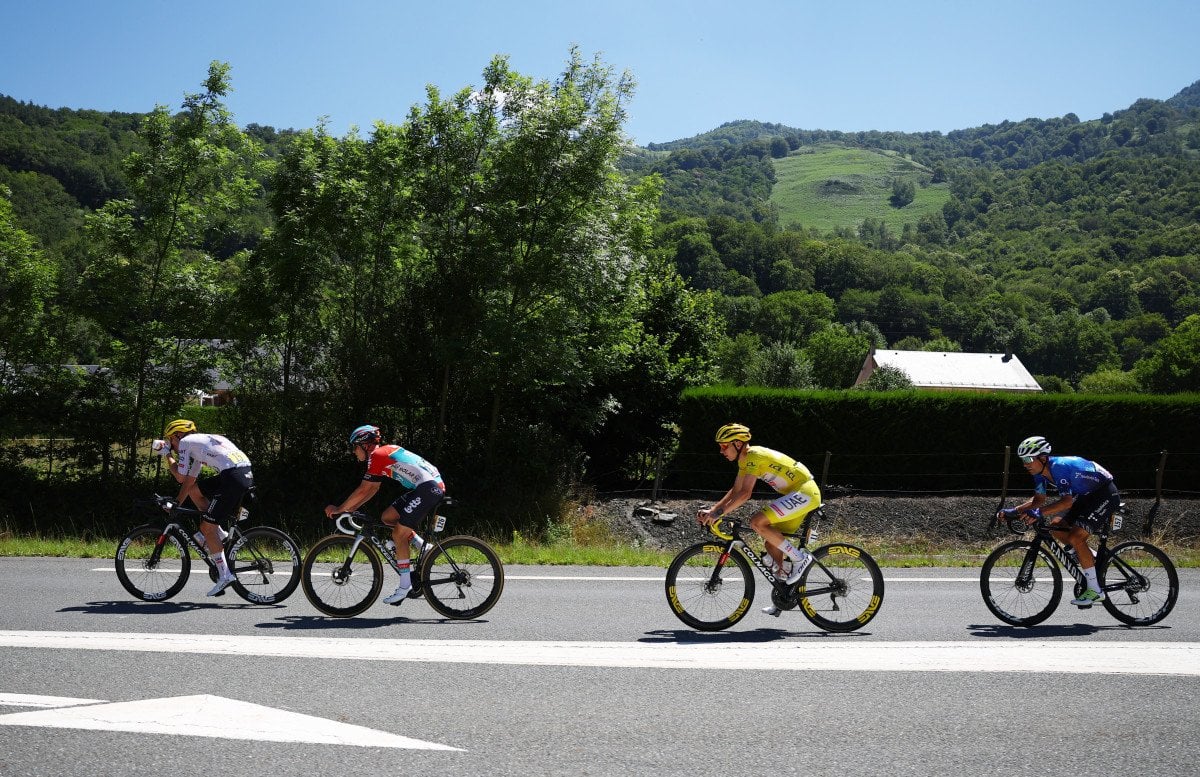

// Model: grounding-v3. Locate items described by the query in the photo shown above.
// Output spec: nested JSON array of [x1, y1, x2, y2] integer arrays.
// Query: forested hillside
[[624, 82, 1200, 393], [1, 60, 1199, 529]]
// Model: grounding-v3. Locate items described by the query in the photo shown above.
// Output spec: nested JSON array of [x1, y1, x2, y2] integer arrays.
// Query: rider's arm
[[700, 472, 756, 524], [1038, 493, 1073, 519], [324, 479, 381, 518], [174, 472, 209, 512]]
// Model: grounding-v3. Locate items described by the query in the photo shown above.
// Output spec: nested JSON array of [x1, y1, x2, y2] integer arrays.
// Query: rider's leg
[[381, 506, 417, 604], [1067, 525, 1095, 568]]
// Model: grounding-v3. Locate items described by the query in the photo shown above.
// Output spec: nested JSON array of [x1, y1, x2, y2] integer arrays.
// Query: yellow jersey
[[738, 446, 813, 494]]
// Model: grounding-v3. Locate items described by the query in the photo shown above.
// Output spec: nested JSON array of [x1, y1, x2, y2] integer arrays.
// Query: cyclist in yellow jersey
[[697, 423, 821, 616]]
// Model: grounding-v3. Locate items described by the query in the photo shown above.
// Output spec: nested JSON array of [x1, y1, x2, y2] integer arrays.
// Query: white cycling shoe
[[207, 575, 237, 597], [382, 583, 412, 605]]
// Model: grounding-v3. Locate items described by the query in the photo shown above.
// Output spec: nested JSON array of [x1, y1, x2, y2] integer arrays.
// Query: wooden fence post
[[1144, 449, 1168, 535], [651, 449, 663, 503]]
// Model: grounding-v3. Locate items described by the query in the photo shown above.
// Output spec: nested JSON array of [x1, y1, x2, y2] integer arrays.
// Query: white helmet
[[1017, 436, 1051, 459]]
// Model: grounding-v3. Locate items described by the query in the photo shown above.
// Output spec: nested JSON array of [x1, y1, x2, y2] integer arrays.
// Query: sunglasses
[[1020, 456, 1036, 463]]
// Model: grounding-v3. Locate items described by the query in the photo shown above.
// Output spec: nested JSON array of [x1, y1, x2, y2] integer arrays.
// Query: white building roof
[[856, 349, 1042, 392]]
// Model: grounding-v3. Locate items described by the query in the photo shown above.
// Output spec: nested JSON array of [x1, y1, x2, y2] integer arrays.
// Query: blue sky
[[2, 0, 1198, 145]]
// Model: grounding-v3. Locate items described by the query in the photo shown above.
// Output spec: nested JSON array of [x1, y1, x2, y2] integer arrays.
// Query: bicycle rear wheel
[[664, 541, 755, 631], [419, 535, 505, 619], [115, 525, 190, 602], [228, 526, 302, 604], [1101, 541, 1178, 626], [301, 534, 383, 617], [796, 543, 885, 632], [980, 540, 1062, 626]]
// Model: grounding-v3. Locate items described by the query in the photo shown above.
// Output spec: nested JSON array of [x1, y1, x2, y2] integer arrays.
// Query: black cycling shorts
[[388, 480, 445, 530], [1062, 480, 1119, 535], [203, 466, 254, 526]]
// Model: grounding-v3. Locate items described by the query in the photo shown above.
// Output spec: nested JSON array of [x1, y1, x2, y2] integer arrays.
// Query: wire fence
[[6, 437, 1199, 503], [610, 447, 1200, 503]]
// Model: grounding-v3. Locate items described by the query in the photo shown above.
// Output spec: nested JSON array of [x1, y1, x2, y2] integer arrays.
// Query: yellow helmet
[[714, 423, 751, 443], [164, 419, 197, 437]]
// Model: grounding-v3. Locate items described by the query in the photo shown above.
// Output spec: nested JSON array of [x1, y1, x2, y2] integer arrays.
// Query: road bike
[[115, 492, 302, 604], [301, 498, 504, 619], [981, 503, 1178, 626], [664, 507, 885, 632]]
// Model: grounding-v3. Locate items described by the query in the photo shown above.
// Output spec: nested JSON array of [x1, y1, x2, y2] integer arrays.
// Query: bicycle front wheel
[[419, 535, 505, 619], [980, 540, 1062, 626], [115, 525, 190, 602], [228, 526, 302, 604], [796, 543, 885, 632], [1101, 541, 1178, 626], [664, 541, 755, 631], [301, 534, 383, 617]]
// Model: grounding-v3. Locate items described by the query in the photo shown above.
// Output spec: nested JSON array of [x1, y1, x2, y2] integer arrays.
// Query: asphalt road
[[1, 557, 1197, 776]]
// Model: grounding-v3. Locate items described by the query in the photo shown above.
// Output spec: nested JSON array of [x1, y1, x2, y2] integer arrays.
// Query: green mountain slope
[[770, 144, 951, 232]]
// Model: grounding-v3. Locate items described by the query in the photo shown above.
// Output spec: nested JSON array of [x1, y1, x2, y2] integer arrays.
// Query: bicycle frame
[[1014, 511, 1148, 598], [333, 503, 458, 583], [710, 511, 843, 599], [144, 506, 235, 571]]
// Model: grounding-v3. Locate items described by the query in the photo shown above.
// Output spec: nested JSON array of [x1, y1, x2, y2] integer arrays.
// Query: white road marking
[[0, 693, 104, 708], [1, 630, 1196, 676], [0, 693, 460, 750]]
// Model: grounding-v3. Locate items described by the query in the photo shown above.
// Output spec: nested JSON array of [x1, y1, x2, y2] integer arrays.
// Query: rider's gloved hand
[[1025, 507, 1042, 522], [151, 439, 170, 458], [999, 507, 1018, 519]]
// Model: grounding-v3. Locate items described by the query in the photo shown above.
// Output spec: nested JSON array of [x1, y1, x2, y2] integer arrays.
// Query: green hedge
[[673, 388, 1200, 494]]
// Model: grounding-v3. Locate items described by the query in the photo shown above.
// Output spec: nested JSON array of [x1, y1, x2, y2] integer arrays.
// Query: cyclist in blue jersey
[[998, 435, 1120, 606], [325, 425, 443, 606]]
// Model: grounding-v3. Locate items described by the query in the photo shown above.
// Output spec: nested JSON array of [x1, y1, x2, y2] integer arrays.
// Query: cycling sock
[[398, 562, 412, 588], [1083, 565, 1099, 591], [213, 553, 230, 578], [779, 539, 805, 563]]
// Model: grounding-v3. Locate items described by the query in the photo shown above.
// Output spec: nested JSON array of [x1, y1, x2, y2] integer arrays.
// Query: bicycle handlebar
[[335, 512, 367, 535]]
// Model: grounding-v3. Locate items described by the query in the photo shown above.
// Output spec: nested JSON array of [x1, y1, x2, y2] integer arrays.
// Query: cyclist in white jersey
[[161, 419, 253, 596]]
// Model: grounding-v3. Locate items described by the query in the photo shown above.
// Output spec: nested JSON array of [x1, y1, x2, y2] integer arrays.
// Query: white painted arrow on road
[[0, 693, 461, 750]]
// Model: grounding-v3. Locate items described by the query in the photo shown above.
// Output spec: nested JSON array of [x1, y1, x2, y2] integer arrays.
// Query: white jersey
[[176, 433, 251, 478]]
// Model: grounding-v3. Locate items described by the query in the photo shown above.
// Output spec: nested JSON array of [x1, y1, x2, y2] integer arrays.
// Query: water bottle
[[193, 531, 206, 547], [384, 539, 396, 554]]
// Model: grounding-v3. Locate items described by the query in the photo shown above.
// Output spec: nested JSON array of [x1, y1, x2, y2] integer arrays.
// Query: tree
[[747, 340, 816, 388], [81, 61, 260, 476], [0, 188, 55, 392], [1134, 314, 1200, 392], [890, 178, 915, 208], [753, 290, 835, 344], [804, 324, 870, 389], [856, 363, 913, 391], [1078, 369, 1141, 394]]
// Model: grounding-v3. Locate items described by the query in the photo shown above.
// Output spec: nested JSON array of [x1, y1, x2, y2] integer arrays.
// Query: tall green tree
[[805, 324, 871, 389], [80, 62, 260, 476], [0, 188, 56, 411], [1134, 314, 1200, 392]]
